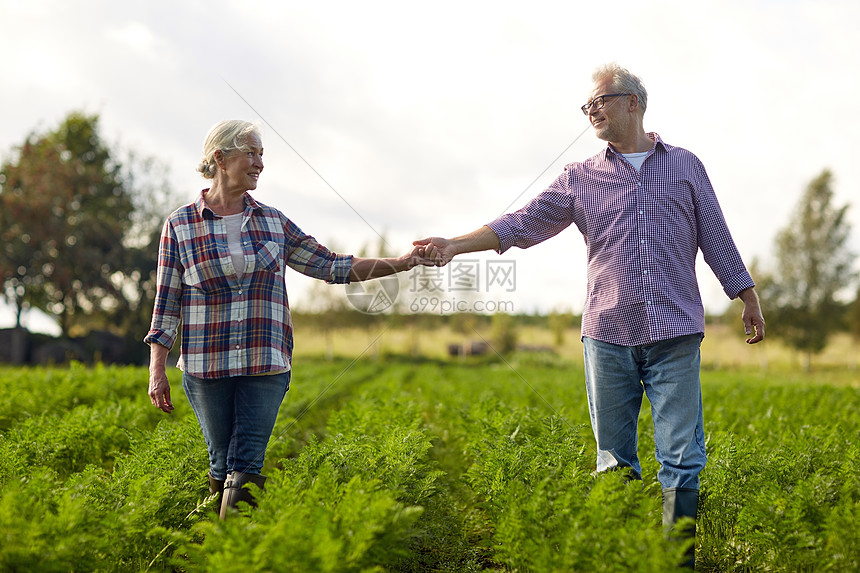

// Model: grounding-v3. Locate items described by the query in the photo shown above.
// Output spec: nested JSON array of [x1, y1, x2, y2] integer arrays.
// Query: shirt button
[[643, 270, 648, 274], [235, 344, 241, 349]]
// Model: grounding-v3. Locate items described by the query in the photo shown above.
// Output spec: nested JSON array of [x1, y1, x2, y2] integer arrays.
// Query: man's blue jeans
[[183, 371, 291, 481], [582, 334, 706, 490]]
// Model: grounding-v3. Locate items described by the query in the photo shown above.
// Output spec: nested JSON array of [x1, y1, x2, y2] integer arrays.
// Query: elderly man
[[417, 63, 765, 568]]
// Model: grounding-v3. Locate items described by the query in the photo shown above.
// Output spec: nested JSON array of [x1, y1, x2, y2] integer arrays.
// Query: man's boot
[[219, 471, 266, 520], [662, 487, 698, 569], [208, 473, 224, 508]]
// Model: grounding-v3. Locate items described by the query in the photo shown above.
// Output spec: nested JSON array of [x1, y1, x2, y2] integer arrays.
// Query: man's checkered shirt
[[488, 133, 754, 346]]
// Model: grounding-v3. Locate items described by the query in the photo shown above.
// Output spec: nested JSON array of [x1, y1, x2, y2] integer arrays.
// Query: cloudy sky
[[1, 0, 858, 334]]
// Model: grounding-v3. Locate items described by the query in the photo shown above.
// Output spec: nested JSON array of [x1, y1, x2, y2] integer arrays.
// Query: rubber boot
[[208, 473, 224, 508], [219, 471, 266, 520], [663, 487, 698, 569]]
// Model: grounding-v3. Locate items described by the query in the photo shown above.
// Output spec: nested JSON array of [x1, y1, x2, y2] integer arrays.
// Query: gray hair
[[197, 120, 262, 179], [592, 63, 648, 113]]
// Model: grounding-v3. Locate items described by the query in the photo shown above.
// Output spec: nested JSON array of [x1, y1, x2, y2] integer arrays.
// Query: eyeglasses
[[581, 93, 632, 115]]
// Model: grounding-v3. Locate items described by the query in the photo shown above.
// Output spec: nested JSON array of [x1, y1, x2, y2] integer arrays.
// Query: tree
[[848, 285, 860, 342], [760, 169, 857, 369], [103, 152, 180, 350], [0, 112, 176, 340], [491, 311, 518, 355], [548, 309, 578, 347]]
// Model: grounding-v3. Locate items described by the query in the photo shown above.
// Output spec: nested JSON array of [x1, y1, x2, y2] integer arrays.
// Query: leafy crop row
[[0, 359, 858, 571]]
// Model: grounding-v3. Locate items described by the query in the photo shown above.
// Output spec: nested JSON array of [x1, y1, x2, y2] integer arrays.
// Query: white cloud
[[105, 22, 162, 60]]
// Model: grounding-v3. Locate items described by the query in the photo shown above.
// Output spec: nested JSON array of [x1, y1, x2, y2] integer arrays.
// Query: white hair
[[592, 63, 648, 113], [197, 120, 262, 179]]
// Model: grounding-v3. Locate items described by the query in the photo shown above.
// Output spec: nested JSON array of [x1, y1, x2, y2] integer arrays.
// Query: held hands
[[413, 237, 456, 267], [402, 243, 442, 270]]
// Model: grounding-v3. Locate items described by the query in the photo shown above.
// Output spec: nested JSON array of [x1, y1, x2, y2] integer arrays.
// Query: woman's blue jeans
[[183, 371, 290, 481], [582, 334, 706, 490]]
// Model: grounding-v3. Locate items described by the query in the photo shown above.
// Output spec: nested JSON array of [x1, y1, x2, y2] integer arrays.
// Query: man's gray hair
[[593, 63, 648, 113], [197, 120, 262, 179]]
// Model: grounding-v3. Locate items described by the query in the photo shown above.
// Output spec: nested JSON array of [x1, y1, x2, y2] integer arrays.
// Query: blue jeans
[[183, 371, 291, 481], [582, 335, 706, 490]]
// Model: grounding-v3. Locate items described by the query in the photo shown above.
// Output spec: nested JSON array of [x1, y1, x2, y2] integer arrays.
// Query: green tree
[[848, 285, 860, 342], [547, 309, 578, 347], [760, 169, 857, 369], [101, 152, 179, 349], [0, 112, 176, 340], [491, 311, 518, 355]]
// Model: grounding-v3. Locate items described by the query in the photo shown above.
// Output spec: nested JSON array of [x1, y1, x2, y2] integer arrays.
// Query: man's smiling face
[[586, 77, 634, 144]]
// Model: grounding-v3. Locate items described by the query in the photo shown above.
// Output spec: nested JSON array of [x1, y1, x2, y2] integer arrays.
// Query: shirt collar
[[196, 189, 262, 218], [603, 132, 666, 159]]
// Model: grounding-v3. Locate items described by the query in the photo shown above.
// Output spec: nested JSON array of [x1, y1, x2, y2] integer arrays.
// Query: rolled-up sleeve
[[144, 219, 183, 349], [327, 255, 353, 284]]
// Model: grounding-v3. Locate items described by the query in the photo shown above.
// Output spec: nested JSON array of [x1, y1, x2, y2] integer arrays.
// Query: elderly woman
[[145, 120, 430, 518]]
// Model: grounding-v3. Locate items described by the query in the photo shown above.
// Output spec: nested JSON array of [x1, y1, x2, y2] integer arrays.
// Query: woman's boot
[[219, 471, 266, 520], [208, 473, 225, 508]]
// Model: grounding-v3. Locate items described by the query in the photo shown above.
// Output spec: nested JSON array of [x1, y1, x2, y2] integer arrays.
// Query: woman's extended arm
[[349, 244, 435, 282]]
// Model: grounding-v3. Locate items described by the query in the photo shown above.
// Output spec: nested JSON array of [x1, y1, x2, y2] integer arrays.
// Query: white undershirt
[[222, 213, 245, 278], [622, 151, 649, 171], [222, 213, 290, 376]]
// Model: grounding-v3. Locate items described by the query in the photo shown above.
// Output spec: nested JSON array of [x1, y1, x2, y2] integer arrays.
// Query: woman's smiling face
[[221, 133, 264, 191]]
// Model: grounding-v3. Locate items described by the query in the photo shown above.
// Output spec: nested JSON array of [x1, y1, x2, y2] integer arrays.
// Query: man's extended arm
[[413, 226, 501, 266]]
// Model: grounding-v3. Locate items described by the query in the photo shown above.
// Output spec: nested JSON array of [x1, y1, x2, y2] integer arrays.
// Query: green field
[[1, 331, 858, 571]]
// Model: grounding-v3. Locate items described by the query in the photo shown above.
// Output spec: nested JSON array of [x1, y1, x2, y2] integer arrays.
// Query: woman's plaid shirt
[[145, 192, 352, 378]]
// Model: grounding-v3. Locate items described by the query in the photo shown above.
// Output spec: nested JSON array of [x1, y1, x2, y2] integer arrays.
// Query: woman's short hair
[[197, 120, 262, 179], [592, 63, 648, 113]]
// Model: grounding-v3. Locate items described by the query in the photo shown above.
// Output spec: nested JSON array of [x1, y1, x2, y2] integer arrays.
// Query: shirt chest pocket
[[254, 240, 282, 274]]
